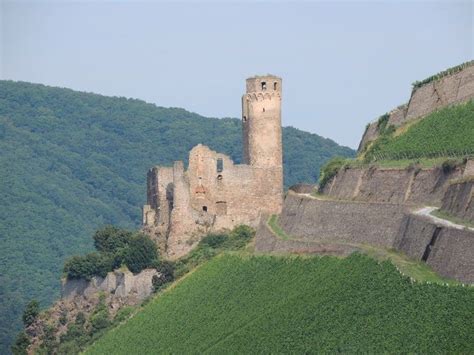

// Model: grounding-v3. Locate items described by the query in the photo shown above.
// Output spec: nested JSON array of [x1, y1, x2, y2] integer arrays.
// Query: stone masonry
[[143, 76, 283, 259], [358, 62, 474, 152]]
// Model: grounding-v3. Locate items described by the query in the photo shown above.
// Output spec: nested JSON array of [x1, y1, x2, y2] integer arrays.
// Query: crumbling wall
[[145, 144, 283, 260], [322, 166, 462, 206], [394, 214, 474, 283], [440, 180, 473, 222], [277, 193, 407, 248], [61, 268, 158, 304]]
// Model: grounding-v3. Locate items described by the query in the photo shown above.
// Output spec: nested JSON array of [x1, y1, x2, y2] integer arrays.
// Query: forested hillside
[[87, 254, 474, 354], [0, 80, 354, 352]]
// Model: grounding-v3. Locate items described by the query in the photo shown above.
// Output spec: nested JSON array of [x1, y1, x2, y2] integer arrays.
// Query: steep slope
[[0, 80, 354, 352], [365, 100, 474, 161], [87, 254, 474, 354]]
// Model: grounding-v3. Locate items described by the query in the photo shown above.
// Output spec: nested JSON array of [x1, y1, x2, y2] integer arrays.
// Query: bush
[[441, 159, 460, 174], [63, 253, 114, 280], [93, 226, 133, 253], [199, 234, 228, 248], [318, 157, 347, 189], [22, 300, 39, 327], [123, 234, 158, 274], [11, 331, 30, 355], [152, 261, 175, 292]]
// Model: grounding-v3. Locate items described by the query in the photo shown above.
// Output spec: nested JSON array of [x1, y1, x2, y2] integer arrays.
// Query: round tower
[[242, 75, 282, 169]]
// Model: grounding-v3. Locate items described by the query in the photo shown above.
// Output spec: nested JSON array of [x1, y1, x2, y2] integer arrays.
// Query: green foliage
[[173, 225, 255, 278], [86, 254, 474, 354], [412, 60, 474, 89], [0, 80, 353, 353], [152, 261, 175, 292], [318, 157, 348, 189], [365, 100, 474, 161], [21, 300, 39, 327], [122, 234, 158, 273], [199, 233, 228, 249], [93, 226, 133, 253], [11, 331, 29, 355], [376, 113, 390, 132], [63, 253, 114, 280]]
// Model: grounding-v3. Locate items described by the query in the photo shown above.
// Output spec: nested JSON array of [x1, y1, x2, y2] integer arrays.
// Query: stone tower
[[143, 75, 284, 259], [242, 75, 283, 170]]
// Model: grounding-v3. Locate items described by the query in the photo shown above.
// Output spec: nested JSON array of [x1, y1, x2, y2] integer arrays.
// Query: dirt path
[[414, 206, 474, 231]]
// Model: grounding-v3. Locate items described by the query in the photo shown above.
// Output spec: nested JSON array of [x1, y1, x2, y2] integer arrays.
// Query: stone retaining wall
[[440, 179, 473, 222], [394, 214, 474, 283], [358, 64, 474, 151], [277, 193, 407, 248], [322, 166, 462, 206]]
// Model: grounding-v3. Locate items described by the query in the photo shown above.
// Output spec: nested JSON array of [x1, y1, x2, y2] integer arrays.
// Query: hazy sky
[[1, 1, 472, 148]]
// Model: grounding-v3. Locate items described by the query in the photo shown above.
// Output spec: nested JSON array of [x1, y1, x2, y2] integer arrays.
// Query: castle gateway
[[143, 75, 283, 259]]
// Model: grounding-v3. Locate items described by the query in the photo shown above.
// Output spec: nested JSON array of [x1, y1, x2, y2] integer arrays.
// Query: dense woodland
[[0, 80, 354, 352]]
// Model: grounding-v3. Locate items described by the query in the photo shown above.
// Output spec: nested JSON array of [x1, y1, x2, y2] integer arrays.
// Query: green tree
[[22, 300, 39, 327], [93, 226, 133, 253], [123, 234, 158, 273], [11, 331, 30, 355]]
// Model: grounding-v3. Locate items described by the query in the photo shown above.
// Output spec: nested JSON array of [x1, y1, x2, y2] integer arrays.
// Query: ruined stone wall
[[143, 75, 284, 260], [278, 193, 407, 248], [323, 165, 462, 206], [161, 144, 283, 259], [440, 179, 473, 222], [394, 214, 474, 283], [358, 63, 474, 152]]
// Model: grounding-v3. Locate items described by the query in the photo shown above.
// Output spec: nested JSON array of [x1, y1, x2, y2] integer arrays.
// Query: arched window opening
[[217, 158, 223, 173], [274, 82, 278, 90], [243, 115, 247, 122], [261, 82, 267, 90], [202, 206, 208, 212], [262, 107, 265, 112]]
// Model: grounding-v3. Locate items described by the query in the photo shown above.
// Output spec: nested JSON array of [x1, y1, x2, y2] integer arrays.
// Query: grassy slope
[[365, 100, 474, 160], [0, 80, 354, 352], [87, 254, 474, 354]]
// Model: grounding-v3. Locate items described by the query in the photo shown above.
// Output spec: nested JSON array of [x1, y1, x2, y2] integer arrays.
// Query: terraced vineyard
[[366, 100, 474, 161], [86, 254, 474, 354]]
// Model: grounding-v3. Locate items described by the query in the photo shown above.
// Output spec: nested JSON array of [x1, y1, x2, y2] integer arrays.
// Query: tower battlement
[[246, 75, 282, 94]]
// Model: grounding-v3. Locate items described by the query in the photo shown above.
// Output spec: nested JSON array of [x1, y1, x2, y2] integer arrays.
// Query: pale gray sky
[[1, 0, 472, 148]]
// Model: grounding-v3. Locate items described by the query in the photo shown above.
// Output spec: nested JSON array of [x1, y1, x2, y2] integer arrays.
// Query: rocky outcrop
[[62, 268, 159, 303], [322, 165, 462, 206]]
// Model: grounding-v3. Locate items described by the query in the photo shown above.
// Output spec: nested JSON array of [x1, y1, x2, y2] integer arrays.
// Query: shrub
[[152, 260, 175, 292], [199, 234, 228, 248], [93, 226, 133, 253], [123, 234, 158, 273], [11, 331, 30, 355], [441, 159, 459, 174], [63, 253, 114, 280], [22, 300, 39, 327], [318, 157, 347, 189]]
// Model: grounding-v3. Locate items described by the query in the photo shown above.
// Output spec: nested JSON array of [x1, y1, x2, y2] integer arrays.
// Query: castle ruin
[[143, 75, 283, 259]]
